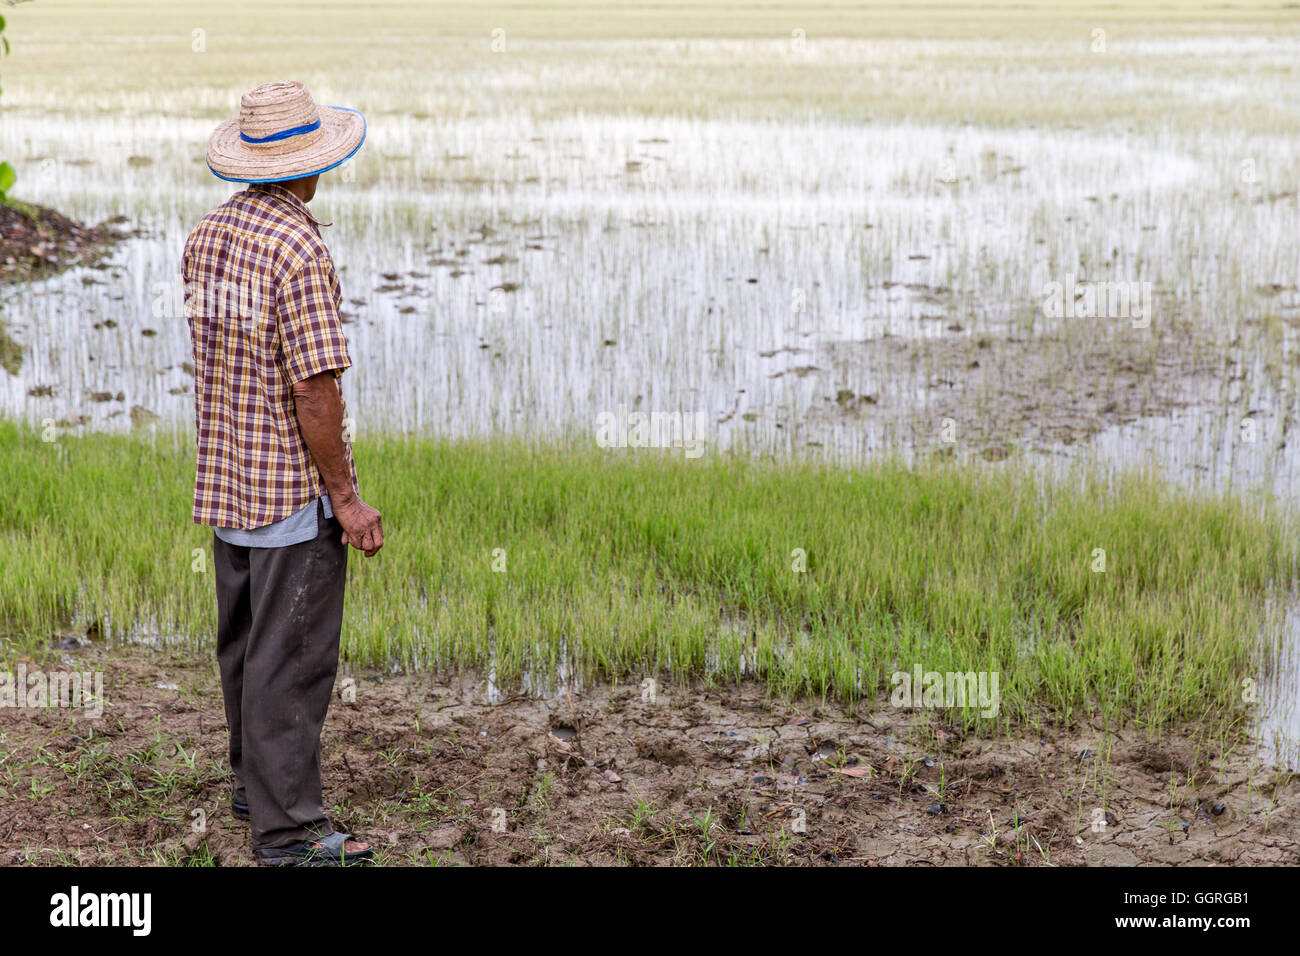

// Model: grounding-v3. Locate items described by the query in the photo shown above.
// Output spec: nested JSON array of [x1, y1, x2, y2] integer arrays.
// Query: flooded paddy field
[[4, 4, 1300, 490], [8, 105, 1300, 490], [3, 1, 1300, 864]]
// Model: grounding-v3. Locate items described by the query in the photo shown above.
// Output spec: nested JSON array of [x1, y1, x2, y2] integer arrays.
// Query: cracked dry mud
[[1, 645, 1296, 866]]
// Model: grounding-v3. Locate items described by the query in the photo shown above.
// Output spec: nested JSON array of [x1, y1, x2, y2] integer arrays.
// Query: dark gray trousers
[[213, 500, 348, 849]]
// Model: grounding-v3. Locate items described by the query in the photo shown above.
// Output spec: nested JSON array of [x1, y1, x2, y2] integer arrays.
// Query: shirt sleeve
[[276, 254, 352, 384]]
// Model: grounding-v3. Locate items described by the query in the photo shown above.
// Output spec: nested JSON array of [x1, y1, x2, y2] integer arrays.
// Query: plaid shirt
[[183, 183, 358, 530]]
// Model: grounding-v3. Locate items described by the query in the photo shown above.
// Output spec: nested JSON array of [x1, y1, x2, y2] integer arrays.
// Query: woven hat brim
[[207, 106, 366, 184]]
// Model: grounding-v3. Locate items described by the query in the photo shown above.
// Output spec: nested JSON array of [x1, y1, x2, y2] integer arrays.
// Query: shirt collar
[[247, 182, 332, 229]]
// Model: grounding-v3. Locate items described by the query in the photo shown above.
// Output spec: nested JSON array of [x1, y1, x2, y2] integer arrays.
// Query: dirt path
[[1, 643, 1296, 866]]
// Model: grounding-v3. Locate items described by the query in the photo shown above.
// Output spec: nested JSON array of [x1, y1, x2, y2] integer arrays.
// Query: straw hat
[[207, 80, 365, 184]]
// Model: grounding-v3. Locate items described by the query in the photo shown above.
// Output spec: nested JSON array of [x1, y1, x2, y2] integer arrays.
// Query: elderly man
[[183, 80, 383, 866]]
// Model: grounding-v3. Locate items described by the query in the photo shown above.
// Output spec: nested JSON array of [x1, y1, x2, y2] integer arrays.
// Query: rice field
[[2, 420, 1296, 741], [1, 2, 1299, 485], [3, 1, 1300, 764]]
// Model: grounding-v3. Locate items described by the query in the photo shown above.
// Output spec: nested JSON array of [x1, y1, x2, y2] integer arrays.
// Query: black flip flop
[[255, 831, 374, 867]]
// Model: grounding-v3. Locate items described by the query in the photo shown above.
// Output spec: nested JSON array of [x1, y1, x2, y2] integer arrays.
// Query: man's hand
[[333, 492, 383, 557]]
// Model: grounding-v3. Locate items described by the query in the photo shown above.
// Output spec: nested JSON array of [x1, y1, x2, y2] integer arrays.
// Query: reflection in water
[[1258, 598, 1300, 770]]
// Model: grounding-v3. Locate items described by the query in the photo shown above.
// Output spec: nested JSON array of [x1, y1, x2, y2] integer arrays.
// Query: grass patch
[[0, 418, 1293, 734]]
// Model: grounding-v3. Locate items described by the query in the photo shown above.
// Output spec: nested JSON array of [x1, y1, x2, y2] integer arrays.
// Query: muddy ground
[[0, 201, 127, 286], [808, 311, 1232, 458], [1, 200, 130, 377], [0, 642, 1297, 866]]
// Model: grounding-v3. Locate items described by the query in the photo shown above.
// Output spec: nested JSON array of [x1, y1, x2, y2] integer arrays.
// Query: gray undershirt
[[214, 494, 333, 548]]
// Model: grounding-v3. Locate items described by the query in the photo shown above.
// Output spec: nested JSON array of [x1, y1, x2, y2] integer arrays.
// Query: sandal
[[255, 830, 373, 867], [232, 799, 250, 821]]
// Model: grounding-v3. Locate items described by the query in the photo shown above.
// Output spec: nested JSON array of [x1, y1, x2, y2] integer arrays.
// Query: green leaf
[[0, 15, 7, 32], [0, 162, 16, 200]]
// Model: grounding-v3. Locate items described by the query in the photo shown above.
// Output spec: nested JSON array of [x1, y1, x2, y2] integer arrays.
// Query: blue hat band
[[240, 119, 322, 145]]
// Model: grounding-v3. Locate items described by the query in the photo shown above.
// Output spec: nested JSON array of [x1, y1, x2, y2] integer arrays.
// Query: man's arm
[[292, 371, 383, 557]]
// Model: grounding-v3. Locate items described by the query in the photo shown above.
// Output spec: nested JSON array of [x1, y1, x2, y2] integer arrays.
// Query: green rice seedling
[[2, 420, 1296, 747]]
